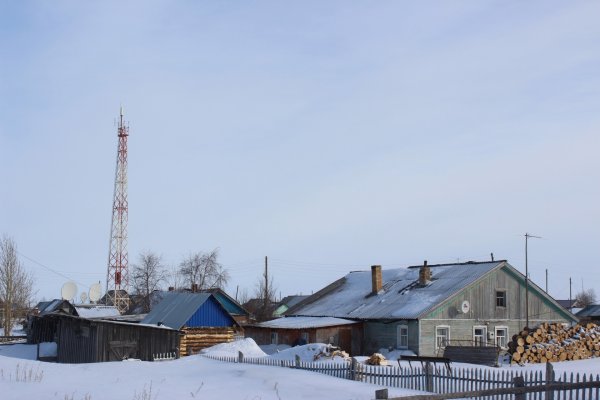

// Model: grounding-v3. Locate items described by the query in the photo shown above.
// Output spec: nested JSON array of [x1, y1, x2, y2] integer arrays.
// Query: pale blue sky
[[1, 1, 599, 303]]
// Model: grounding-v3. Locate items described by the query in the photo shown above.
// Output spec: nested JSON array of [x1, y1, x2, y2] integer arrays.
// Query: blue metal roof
[[142, 292, 235, 330]]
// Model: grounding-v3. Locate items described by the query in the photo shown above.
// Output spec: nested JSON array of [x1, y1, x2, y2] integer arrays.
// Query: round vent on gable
[[461, 300, 471, 314]]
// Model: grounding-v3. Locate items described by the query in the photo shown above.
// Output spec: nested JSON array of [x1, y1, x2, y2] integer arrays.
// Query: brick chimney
[[419, 260, 431, 285], [371, 265, 382, 294], [191, 283, 198, 293]]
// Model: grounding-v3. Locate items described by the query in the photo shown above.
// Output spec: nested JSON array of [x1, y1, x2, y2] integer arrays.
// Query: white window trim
[[397, 324, 409, 349], [435, 325, 450, 351], [495, 326, 509, 349], [473, 325, 488, 346]]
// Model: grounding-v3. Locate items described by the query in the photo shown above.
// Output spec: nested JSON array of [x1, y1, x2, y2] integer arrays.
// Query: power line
[[16, 250, 90, 289]]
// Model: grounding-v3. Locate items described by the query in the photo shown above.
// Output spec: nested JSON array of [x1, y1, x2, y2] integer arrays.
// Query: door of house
[[339, 329, 351, 353]]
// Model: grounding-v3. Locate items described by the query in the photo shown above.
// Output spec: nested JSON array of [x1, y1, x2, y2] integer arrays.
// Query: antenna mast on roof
[[524, 232, 542, 328], [106, 107, 130, 314]]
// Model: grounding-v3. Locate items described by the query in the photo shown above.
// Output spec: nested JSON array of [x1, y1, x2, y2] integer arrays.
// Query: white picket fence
[[203, 353, 600, 399]]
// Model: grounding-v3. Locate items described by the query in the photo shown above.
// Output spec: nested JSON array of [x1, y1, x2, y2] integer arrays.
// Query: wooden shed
[[141, 292, 240, 356], [244, 316, 362, 355], [30, 314, 180, 363]]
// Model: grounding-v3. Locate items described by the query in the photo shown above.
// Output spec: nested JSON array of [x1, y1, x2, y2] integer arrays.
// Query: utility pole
[[525, 233, 542, 328], [569, 277, 572, 312], [545, 269, 548, 293], [263, 256, 268, 310]]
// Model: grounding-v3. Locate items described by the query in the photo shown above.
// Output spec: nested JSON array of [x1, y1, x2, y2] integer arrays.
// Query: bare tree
[[0, 236, 35, 336], [131, 251, 167, 313], [575, 288, 597, 308], [253, 267, 277, 321], [179, 249, 229, 290]]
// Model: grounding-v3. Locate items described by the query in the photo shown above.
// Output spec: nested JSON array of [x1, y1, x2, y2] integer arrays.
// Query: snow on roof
[[253, 316, 357, 329], [287, 261, 505, 320], [74, 305, 120, 319]]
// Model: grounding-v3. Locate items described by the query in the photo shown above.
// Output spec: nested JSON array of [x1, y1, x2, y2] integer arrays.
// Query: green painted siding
[[364, 320, 419, 355]]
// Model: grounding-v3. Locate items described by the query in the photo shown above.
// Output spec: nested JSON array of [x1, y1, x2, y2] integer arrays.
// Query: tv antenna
[[524, 232, 542, 328]]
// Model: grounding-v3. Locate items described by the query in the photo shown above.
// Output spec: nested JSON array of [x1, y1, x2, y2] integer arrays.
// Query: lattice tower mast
[[106, 107, 130, 313]]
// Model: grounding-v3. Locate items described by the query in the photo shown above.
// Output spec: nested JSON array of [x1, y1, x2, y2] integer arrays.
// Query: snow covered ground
[[2, 338, 600, 400], [0, 340, 422, 400]]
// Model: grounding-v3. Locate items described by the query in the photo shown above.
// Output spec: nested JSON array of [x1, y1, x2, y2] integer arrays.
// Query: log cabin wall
[[180, 327, 236, 356]]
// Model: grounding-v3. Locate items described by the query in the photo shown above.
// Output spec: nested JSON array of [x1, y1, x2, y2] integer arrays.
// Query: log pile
[[509, 322, 600, 364], [366, 353, 389, 366], [180, 327, 236, 356]]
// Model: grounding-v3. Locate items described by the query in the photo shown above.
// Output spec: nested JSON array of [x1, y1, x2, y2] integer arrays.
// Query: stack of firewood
[[509, 322, 600, 364], [365, 353, 389, 366]]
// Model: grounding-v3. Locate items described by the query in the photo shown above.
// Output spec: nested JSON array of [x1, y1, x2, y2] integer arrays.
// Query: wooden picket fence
[[203, 353, 600, 399], [152, 351, 178, 362]]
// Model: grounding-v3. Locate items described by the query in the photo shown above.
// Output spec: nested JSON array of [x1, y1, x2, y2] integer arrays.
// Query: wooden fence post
[[546, 362, 555, 400], [425, 362, 434, 393], [238, 351, 244, 363], [349, 357, 356, 381], [295, 354, 301, 368], [513, 376, 525, 400], [375, 388, 388, 399]]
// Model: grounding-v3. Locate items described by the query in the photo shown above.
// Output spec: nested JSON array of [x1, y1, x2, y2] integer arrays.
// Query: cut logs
[[509, 322, 600, 365], [366, 353, 389, 366]]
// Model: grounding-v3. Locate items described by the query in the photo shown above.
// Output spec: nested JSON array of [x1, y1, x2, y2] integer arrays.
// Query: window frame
[[397, 324, 409, 349], [270, 331, 278, 345], [495, 326, 509, 349], [473, 325, 488, 346], [435, 325, 450, 351], [496, 289, 507, 308]]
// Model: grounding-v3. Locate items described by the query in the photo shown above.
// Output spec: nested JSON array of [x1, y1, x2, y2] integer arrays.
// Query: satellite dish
[[461, 300, 471, 314], [80, 292, 88, 304], [89, 283, 102, 303], [61, 281, 78, 301]]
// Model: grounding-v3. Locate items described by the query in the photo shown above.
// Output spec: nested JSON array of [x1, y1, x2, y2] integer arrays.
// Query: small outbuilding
[[244, 316, 362, 354], [576, 304, 600, 322], [29, 313, 180, 363], [142, 292, 241, 356]]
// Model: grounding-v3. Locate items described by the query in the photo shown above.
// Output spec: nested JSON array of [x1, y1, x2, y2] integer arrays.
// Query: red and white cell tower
[[106, 107, 130, 313]]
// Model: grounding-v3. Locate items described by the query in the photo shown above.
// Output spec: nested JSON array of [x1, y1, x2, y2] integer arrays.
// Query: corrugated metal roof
[[253, 316, 358, 329], [74, 305, 120, 319], [287, 261, 504, 320], [576, 304, 600, 317], [141, 292, 212, 330]]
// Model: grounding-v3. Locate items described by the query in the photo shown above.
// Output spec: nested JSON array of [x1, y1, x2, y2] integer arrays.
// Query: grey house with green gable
[[285, 260, 577, 356]]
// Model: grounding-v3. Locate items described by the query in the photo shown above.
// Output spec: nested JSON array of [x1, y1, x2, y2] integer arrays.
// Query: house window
[[300, 332, 309, 343], [473, 326, 487, 346], [495, 326, 508, 348], [435, 326, 450, 351], [397, 325, 408, 349], [270, 332, 278, 345], [496, 290, 507, 307]]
